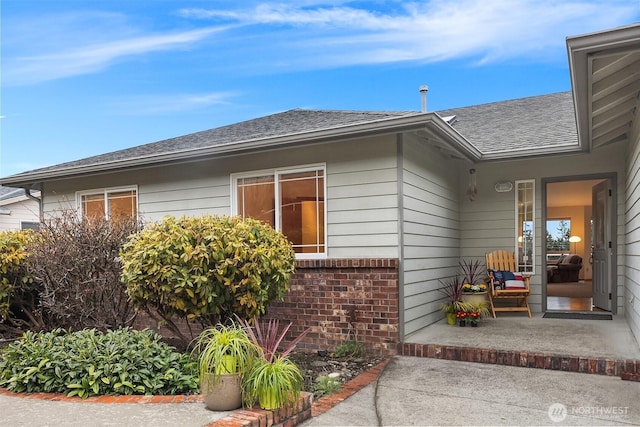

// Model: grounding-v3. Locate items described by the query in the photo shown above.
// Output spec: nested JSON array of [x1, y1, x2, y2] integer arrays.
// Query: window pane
[[516, 180, 535, 273], [108, 190, 137, 220], [82, 194, 105, 219], [237, 176, 275, 227], [279, 170, 325, 254], [546, 219, 571, 252]]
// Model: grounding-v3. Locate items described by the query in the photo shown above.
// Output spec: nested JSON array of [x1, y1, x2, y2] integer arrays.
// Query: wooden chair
[[485, 250, 531, 318]]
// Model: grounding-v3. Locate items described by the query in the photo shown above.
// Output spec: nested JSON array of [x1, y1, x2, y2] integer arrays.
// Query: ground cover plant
[[0, 328, 198, 398]]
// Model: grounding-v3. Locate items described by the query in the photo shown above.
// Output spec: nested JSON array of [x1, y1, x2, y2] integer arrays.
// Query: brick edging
[[400, 343, 640, 379], [311, 359, 390, 417], [0, 388, 203, 403]]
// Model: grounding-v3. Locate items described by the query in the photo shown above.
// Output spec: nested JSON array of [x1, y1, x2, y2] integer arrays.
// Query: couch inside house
[[546, 254, 583, 283]]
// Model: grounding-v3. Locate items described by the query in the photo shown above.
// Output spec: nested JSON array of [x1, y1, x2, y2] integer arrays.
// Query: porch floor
[[404, 313, 640, 361]]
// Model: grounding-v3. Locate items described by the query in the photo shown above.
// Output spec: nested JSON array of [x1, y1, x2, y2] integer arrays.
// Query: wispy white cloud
[[107, 91, 239, 115], [179, 0, 640, 67], [4, 1, 639, 87], [3, 11, 226, 86]]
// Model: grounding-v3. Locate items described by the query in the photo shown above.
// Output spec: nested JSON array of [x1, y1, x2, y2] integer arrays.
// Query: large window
[[546, 219, 571, 252], [233, 165, 326, 257], [77, 187, 138, 220], [516, 180, 534, 273]]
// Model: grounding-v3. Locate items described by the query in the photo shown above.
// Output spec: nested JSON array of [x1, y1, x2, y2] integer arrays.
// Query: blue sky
[[2, 1, 640, 177]]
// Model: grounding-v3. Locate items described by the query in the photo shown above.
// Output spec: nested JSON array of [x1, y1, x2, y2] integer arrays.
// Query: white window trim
[[76, 185, 139, 220], [231, 164, 327, 259]]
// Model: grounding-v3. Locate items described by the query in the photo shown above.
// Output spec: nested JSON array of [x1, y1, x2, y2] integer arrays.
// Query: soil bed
[[289, 351, 386, 396]]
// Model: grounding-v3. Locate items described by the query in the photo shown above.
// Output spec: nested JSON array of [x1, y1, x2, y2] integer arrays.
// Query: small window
[[77, 187, 138, 220], [21, 221, 40, 230], [233, 165, 326, 257], [516, 180, 534, 273]]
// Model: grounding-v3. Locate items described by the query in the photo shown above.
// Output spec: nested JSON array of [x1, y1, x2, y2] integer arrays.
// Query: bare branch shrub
[[26, 211, 142, 331]]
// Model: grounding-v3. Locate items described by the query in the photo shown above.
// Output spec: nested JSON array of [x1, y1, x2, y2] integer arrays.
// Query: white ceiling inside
[[546, 179, 605, 208]]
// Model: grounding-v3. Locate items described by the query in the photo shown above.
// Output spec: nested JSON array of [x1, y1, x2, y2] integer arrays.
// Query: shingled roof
[[0, 186, 25, 202], [437, 91, 579, 158], [0, 92, 581, 186]]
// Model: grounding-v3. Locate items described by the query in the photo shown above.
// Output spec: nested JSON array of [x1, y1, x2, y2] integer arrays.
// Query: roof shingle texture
[[3, 92, 577, 180], [438, 91, 577, 153], [13, 110, 414, 177]]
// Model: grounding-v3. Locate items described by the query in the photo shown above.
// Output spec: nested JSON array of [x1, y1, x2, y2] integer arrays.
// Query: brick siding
[[265, 258, 400, 356]]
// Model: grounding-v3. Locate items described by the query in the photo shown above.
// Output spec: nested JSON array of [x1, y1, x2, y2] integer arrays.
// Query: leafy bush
[[120, 215, 296, 343], [334, 340, 366, 359], [0, 328, 198, 398], [0, 230, 39, 335], [25, 211, 141, 331]]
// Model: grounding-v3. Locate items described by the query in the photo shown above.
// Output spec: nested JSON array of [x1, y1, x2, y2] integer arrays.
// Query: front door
[[592, 180, 612, 311]]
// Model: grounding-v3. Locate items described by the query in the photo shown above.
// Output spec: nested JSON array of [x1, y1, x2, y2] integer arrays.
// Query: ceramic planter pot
[[461, 291, 488, 305], [446, 312, 457, 325], [201, 373, 242, 411]]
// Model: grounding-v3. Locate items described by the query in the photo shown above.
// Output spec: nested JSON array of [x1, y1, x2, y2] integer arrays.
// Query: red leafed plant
[[237, 316, 310, 362]]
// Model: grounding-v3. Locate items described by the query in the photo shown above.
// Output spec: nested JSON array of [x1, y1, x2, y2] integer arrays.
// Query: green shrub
[[334, 340, 366, 359], [0, 230, 38, 333], [120, 215, 296, 342], [0, 328, 198, 398]]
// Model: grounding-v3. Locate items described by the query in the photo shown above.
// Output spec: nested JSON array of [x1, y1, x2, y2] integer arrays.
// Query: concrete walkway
[[303, 314, 640, 426], [303, 356, 640, 426]]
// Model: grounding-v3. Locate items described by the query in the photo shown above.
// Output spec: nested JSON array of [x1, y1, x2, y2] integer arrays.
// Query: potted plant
[[438, 276, 470, 325], [463, 303, 491, 327], [191, 322, 258, 411], [460, 259, 489, 305], [238, 317, 310, 410]]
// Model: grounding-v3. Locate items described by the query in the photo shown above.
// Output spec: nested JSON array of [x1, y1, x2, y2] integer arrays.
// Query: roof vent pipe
[[419, 85, 428, 112]]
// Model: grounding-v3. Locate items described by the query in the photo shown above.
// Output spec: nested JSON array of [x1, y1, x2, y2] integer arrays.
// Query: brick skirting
[[266, 258, 400, 356], [400, 343, 640, 380]]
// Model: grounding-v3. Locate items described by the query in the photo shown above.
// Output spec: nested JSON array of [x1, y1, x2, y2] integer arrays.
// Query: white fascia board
[[479, 144, 585, 161], [0, 113, 479, 187]]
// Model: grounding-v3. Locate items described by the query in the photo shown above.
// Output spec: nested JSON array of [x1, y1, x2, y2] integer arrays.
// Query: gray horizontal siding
[[41, 134, 401, 259], [625, 121, 640, 342], [401, 135, 461, 338]]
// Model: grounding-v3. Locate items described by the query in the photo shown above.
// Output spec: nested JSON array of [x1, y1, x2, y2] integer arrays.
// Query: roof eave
[[479, 144, 586, 161], [0, 113, 478, 187], [567, 24, 640, 152]]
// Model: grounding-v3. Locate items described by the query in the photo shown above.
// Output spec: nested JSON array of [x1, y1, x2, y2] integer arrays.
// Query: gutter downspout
[[25, 186, 43, 222]]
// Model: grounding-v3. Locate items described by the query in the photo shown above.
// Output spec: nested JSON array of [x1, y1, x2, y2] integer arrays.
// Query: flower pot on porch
[[446, 312, 457, 325], [461, 291, 488, 306]]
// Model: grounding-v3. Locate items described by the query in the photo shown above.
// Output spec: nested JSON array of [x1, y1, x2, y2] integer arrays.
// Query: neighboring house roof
[[0, 92, 583, 187], [0, 186, 40, 216], [437, 91, 579, 160], [0, 186, 26, 203], [567, 23, 640, 150]]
